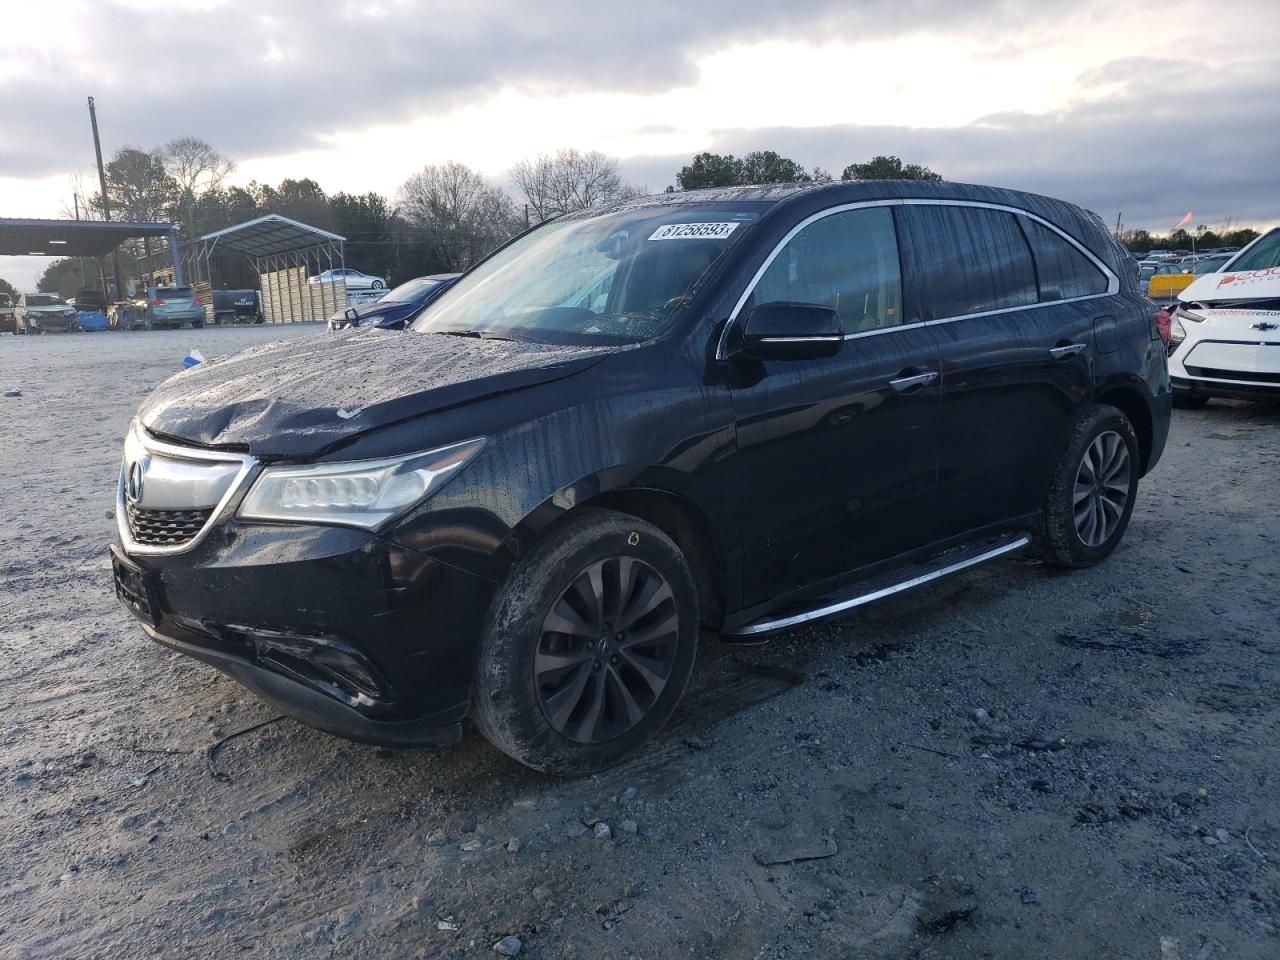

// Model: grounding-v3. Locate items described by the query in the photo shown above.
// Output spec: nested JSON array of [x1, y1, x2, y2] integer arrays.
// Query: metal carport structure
[[0, 217, 183, 293], [180, 214, 347, 324]]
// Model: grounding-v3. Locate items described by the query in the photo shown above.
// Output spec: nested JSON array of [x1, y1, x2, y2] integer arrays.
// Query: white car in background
[[309, 267, 386, 291], [1168, 227, 1280, 407]]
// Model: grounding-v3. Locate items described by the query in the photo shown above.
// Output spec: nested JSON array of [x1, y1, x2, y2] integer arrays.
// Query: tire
[[472, 508, 699, 775], [371, 279, 384, 290], [1173, 393, 1210, 410], [191, 320, 204, 329], [1033, 403, 1141, 569]]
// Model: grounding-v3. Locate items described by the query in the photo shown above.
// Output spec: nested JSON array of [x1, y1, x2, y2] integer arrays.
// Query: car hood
[[1180, 267, 1280, 304], [138, 329, 613, 458], [353, 300, 413, 320]]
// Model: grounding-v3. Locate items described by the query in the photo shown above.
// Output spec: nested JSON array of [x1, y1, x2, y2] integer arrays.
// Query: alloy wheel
[[535, 556, 680, 744], [1073, 430, 1131, 547]]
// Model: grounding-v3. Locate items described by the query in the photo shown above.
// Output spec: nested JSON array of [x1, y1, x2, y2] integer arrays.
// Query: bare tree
[[161, 136, 234, 232], [397, 162, 519, 270], [511, 149, 642, 223], [60, 172, 103, 221], [161, 136, 234, 196]]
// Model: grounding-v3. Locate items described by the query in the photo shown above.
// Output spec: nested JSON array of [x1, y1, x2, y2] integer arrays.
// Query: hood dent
[[138, 329, 611, 458]]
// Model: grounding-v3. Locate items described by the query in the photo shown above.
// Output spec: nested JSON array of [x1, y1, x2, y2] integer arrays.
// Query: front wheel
[[472, 508, 699, 775], [371, 279, 384, 290], [1033, 404, 1140, 568]]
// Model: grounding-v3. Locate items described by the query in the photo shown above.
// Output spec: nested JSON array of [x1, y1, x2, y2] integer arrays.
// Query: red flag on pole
[[1174, 212, 1193, 230]]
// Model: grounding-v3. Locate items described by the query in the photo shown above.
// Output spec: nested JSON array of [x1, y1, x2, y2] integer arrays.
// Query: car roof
[[579, 179, 1122, 271]]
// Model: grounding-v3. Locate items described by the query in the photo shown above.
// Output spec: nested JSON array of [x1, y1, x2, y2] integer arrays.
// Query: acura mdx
[[112, 180, 1171, 773]]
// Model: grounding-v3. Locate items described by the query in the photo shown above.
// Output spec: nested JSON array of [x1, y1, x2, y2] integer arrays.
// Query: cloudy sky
[[2, 0, 1278, 288]]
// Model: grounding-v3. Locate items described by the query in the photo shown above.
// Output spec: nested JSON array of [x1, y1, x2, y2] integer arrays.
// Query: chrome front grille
[[126, 504, 216, 547], [117, 422, 256, 555]]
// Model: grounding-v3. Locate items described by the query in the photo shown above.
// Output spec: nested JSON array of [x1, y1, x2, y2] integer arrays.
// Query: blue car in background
[[327, 273, 460, 331]]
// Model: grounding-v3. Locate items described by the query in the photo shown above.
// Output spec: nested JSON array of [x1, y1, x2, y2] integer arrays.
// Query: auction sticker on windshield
[[649, 222, 741, 241]]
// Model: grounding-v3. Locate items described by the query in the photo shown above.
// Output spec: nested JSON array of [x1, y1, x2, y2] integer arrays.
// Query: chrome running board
[[728, 532, 1032, 637]]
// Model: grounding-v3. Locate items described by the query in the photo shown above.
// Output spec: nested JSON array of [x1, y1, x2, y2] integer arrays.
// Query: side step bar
[[727, 532, 1032, 638]]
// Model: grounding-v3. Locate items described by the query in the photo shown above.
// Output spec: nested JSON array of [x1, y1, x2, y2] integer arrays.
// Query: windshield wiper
[[427, 329, 518, 342]]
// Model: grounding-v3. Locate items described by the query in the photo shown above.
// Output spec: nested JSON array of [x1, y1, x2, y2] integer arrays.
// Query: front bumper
[[112, 519, 497, 746], [1171, 375, 1280, 402], [1169, 337, 1280, 401], [30, 314, 77, 331]]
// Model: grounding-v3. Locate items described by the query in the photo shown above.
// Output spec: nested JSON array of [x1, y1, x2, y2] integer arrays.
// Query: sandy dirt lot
[[1, 326, 1278, 960]]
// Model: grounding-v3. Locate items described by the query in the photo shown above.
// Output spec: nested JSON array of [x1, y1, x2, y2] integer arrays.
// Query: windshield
[[411, 203, 766, 345], [1193, 257, 1228, 275], [1139, 266, 1156, 281], [381, 277, 445, 304], [27, 295, 62, 306], [1228, 229, 1280, 272]]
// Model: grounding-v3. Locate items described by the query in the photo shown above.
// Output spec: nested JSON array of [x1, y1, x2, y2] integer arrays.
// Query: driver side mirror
[[741, 302, 843, 360]]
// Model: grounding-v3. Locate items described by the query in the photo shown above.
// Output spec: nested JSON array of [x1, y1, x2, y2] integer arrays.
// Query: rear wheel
[[1033, 404, 1140, 568], [472, 508, 698, 775]]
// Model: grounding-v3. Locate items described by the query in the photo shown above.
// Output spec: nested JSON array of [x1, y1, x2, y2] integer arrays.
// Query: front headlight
[[238, 438, 485, 530]]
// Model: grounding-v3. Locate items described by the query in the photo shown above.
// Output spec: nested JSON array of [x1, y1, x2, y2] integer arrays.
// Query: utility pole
[[88, 96, 123, 301]]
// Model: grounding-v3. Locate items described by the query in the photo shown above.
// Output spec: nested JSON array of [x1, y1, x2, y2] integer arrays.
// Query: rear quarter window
[[1020, 218, 1109, 300]]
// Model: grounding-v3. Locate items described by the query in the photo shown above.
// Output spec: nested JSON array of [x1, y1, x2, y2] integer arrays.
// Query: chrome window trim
[[715, 197, 1120, 359], [757, 335, 843, 343], [116, 424, 258, 556], [715, 199, 900, 360]]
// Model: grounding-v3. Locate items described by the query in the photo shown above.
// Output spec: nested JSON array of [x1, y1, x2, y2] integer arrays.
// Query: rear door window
[[1020, 218, 1108, 300], [746, 205, 903, 335], [900, 205, 1039, 320]]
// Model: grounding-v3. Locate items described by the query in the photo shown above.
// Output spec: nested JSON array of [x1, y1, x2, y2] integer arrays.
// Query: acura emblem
[[126, 460, 145, 504]]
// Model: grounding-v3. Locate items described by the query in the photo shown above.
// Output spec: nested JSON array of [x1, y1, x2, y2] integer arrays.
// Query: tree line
[[1120, 225, 1260, 254], [27, 140, 952, 297], [15, 138, 1258, 297]]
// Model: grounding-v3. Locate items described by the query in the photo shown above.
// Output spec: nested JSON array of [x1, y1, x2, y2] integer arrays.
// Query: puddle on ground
[[1116, 608, 1156, 630]]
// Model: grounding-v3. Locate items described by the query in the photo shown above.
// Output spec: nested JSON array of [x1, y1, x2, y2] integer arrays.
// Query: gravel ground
[[1, 326, 1278, 960]]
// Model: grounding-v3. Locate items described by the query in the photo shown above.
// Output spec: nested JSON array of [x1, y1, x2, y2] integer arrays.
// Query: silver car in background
[[145, 286, 205, 330], [16, 293, 79, 334]]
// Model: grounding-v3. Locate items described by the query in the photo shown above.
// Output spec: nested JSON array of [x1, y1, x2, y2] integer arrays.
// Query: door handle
[[888, 370, 938, 393], [1048, 342, 1087, 359]]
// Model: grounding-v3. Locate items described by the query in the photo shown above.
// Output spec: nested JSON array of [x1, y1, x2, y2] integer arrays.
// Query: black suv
[[111, 181, 1170, 773]]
